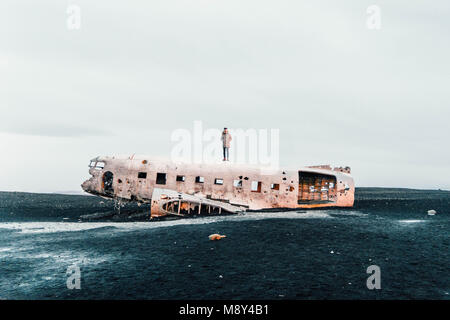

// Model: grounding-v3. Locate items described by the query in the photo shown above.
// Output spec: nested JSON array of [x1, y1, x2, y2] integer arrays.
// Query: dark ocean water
[[0, 188, 448, 300]]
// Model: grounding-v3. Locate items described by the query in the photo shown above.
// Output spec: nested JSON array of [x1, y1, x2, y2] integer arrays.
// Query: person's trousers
[[223, 147, 229, 160]]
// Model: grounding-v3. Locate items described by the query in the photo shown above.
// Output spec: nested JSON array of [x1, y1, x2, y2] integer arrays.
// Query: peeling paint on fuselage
[[81, 155, 355, 215]]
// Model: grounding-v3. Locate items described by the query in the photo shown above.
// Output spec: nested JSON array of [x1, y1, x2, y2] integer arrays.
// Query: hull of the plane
[[81, 155, 354, 217]]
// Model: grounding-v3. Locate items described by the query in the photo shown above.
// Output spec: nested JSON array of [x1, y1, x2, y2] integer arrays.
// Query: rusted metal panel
[[150, 188, 246, 217]]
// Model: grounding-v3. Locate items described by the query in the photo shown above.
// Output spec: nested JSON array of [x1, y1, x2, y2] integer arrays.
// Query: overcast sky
[[1, 0, 449, 192]]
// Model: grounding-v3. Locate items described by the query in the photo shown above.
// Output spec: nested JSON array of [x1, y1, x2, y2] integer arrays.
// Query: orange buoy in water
[[209, 234, 226, 240]]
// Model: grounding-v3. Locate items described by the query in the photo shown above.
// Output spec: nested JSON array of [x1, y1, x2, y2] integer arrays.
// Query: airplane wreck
[[81, 155, 354, 218]]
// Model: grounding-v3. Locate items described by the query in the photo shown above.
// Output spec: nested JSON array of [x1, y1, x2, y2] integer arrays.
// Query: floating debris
[[209, 234, 226, 240], [427, 210, 437, 216]]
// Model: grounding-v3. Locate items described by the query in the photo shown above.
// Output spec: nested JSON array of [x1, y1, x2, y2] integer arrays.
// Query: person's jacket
[[221, 132, 232, 148]]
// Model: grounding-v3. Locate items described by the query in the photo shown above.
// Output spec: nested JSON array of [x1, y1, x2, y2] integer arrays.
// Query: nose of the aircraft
[[81, 180, 91, 192]]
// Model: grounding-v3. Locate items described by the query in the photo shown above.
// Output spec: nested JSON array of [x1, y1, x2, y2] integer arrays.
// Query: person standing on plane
[[221, 128, 232, 161]]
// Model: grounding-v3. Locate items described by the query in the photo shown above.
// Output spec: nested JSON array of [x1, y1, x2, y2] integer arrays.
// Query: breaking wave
[[397, 219, 427, 224], [0, 210, 335, 234]]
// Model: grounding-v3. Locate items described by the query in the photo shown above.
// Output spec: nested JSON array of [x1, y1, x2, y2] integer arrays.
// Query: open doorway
[[298, 171, 337, 204], [102, 171, 114, 195]]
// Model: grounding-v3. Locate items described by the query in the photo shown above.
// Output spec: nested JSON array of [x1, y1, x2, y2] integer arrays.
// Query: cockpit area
[[88, 160, 105, 170], [82, 157, 110, 197]]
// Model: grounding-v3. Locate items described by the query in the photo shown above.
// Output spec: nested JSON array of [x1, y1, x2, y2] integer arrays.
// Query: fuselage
[[81, 155, 355, 213]]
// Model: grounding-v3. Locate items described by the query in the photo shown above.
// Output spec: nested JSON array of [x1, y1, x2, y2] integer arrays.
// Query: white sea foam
[[0, 246, 114, 266], [0, 222, 122, 234], [329, 210, 367, 217], [0, 210, 336, 234], [397, 219, 426, 224]]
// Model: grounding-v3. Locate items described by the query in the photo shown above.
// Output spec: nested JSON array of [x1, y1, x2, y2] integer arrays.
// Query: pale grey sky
[[1, 0, 449, 192]]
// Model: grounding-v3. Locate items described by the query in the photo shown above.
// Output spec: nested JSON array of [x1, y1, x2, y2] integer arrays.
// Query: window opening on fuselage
[[156, 173, 167, 185]]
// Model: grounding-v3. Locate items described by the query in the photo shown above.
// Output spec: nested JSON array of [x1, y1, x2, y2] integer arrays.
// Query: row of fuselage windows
[[137, 172, 282, 192]]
